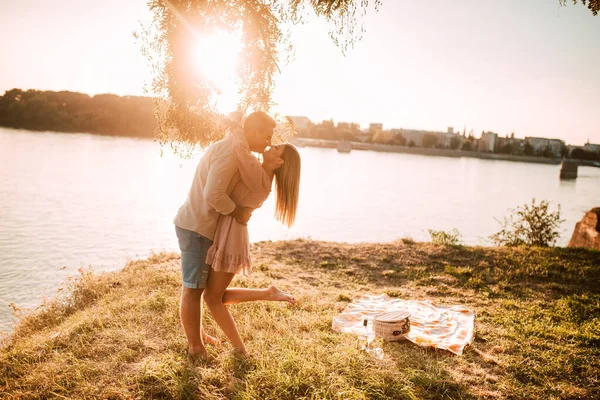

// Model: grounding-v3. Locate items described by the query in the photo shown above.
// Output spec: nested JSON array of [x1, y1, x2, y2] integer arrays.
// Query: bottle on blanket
[[356, 319, 369, 350], [356, 318, 384, 360]]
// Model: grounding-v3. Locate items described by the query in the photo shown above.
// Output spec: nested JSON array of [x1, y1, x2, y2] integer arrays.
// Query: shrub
[[428, 229, 462, 246], [490, 198, 563, 247]]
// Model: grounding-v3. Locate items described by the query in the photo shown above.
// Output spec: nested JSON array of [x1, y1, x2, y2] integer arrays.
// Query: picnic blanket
[[332, 294, 475, 355]]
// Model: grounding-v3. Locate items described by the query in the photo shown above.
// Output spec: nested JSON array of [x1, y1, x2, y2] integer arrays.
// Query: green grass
[[1, 240, 599, 399]]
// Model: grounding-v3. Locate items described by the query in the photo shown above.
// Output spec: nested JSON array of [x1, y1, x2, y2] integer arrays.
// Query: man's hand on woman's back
[[230, 206, 253, 225]]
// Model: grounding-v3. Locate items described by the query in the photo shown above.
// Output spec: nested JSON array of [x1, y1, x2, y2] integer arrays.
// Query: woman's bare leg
[[203, 269, 247, 354], [200, 285, 295, 345], [201, 327, 219, 345], [222, 285, 296, 305]]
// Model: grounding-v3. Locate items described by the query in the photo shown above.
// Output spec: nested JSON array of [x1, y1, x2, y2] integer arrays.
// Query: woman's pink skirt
[[206, 215, 252, 275]]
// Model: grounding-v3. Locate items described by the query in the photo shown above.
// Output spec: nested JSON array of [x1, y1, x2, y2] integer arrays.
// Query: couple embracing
[[173, 111, 301, 359]]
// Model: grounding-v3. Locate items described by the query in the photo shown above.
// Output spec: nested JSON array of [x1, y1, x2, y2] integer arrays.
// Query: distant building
[[289, 116, 312, 130], [478, 131, 498, 152], [439, 132, 462, 148], [525, 137, 565, 157], [385, 126, 472, 148], [495, 135, 508, 151], [565, 145, 577, 155], [369, 123, 383, 133]]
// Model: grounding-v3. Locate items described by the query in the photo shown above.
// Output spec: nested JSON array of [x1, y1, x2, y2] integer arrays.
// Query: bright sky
[[1, 0, 598, 145]]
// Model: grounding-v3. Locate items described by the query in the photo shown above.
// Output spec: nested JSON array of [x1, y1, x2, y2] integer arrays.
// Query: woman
[[202, 130, 301, 356]]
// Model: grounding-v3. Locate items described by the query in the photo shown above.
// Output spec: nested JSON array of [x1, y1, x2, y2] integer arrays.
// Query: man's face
[[247, 128, 274, 153]]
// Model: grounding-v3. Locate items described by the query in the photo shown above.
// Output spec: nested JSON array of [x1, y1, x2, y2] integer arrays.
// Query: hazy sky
[[1, 0, 598, 145]]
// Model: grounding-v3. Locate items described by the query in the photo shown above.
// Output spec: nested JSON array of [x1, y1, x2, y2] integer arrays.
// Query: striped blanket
[[332, 294, 475, 355]]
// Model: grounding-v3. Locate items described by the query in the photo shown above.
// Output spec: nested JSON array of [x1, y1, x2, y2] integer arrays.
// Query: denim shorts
[[175, 225, 213, 289]]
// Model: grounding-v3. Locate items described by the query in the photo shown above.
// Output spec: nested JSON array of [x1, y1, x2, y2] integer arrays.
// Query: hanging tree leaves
[[562, 0, 600, 15], [137, 0, 381, 155]]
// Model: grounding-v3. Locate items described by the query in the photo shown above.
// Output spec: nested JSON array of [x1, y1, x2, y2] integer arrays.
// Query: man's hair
[[243, 111, 276, 134]]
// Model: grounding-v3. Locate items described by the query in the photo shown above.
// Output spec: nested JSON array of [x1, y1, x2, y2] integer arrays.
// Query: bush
[[490, 199, 564, 247], [422, 133, 439, 148], [401, 237, 415, 245], [428, 229, 462, 246]]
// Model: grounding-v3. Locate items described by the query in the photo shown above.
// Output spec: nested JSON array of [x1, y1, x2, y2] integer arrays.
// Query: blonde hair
[[274, 144, 301, 227]]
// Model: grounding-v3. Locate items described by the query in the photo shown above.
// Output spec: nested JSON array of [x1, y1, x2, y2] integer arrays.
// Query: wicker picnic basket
[[373, 310, 411, 341]]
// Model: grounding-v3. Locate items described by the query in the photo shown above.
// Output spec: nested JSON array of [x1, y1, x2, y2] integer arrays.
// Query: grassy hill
[[1, 240, 599, 399]]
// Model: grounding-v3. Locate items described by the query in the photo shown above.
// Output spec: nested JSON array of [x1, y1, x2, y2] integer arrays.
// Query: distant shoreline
[[291, 137, 563, 165], [0, 127, 584, 167]]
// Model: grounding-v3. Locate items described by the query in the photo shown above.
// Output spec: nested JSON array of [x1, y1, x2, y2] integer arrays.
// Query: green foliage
[[561, 0, 600, 15], [401, 237, 415, 245], [553, 294, 600, 324], [138, 0, 382, 152], [392, 133, 407, 146], [449, 136, 461, 150], [497, 141, 521, 155], [571, 147, 600, 161], [542, 145, 555, 158], [428, 229, 462, 246], [0, 89, 156, 138], [490, 198, 564, 247], [421, 133, 438, 148], [371, 130, 393, 144]]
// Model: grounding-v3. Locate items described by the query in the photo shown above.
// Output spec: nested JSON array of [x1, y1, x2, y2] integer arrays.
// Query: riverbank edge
[[3, 127, 594, 167], [291, 137, 563, 165], [0, 127, 563, 165]]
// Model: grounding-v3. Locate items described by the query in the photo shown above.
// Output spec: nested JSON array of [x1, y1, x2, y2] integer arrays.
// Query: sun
[[193, 30, 241, 113]]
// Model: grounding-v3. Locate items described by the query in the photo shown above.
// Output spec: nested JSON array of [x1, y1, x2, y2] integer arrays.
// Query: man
[[173, 111, 276, 359]]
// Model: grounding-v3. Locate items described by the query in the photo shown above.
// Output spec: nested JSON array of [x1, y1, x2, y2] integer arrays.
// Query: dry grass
[[1, 240, 599, 399]]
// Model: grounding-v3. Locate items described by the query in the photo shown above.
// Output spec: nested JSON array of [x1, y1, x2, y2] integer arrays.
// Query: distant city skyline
[[0, 0, 599, 145], [288, 115, 596, 145]]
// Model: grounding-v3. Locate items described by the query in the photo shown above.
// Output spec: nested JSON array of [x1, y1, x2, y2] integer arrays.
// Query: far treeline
[[0, 89, 156, 138], [2, 88, 599, 162]]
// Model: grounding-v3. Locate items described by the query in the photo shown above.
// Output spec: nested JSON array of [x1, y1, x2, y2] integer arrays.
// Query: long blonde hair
[[274, 144, 301, 227]]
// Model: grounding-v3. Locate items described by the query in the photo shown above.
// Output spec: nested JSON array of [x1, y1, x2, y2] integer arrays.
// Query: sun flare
[[193, 30, 241, 113]]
